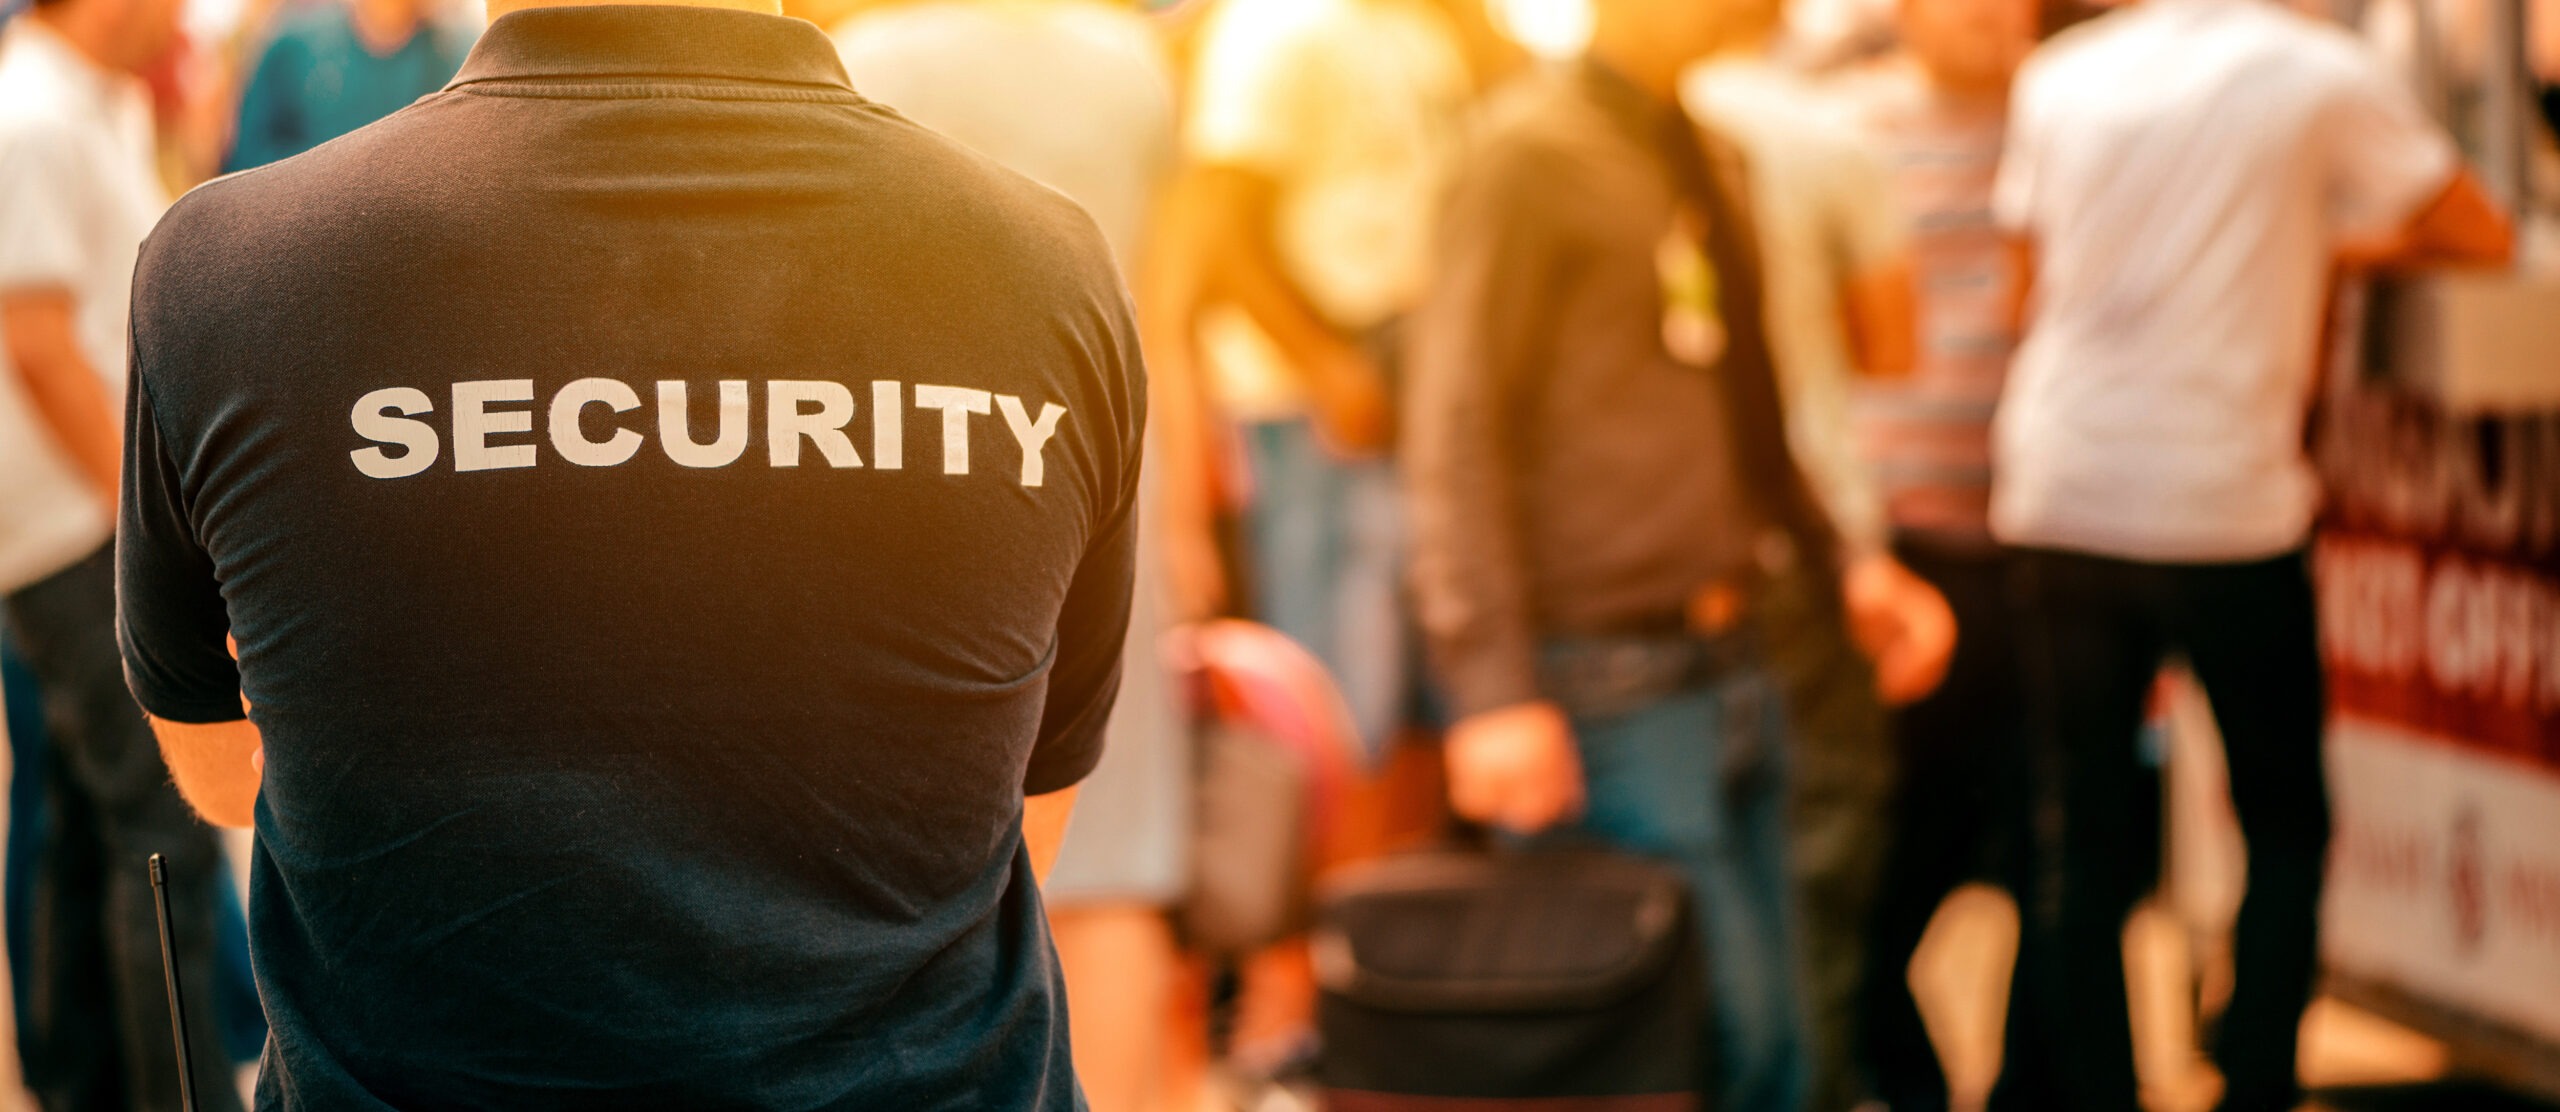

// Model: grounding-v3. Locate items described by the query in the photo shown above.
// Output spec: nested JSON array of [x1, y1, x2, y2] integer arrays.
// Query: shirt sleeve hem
[[1023, 723, 1108, 796], [2344, 140, 2461, 246], [125, 680, 249, 726]]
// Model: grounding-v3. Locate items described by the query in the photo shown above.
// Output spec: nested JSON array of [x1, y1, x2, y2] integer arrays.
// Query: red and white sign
[[2313, 382, 2560, 1042]]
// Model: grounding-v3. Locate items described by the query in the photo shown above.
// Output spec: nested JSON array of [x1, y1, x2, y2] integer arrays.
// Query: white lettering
[[658, 380, 751, 469], [548, 377, 643, 468], [872, 380, 904, 470], [2318, 388, 2560, 557], [995, 394, 1067, 488], [913, 384, 992, 476], [2316, 537, 2425, 679], [349, 387, 439, 479], [453, 379, 537, 472], [767, 381, 862, 468], [345, 379, 1073, 485]]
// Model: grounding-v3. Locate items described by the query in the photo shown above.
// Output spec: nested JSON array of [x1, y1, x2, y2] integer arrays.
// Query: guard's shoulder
[[130, 160, 298, 351], [856, 103, 1123, 286], [141, 162, 277, 276]]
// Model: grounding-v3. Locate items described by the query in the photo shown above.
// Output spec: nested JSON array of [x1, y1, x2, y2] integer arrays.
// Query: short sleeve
[[2318, 52, 2459, 244], [116, 371, 244, 724], [0, 125, 90, 293], [1024, 490, 1135, 794], [1024, 311, 1148, 795], [1182, 0, 1311, 174]]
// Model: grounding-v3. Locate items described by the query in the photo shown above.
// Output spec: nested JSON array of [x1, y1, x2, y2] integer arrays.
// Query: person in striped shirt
[[1834, 0, 2038, 1105]]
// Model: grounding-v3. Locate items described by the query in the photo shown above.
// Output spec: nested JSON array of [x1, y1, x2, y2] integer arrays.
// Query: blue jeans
[[1544, 642, 1811, 1112], [4, 631, 46, 1035], [4, 546, 243, 1111], [1240, 418, 1408, 761]]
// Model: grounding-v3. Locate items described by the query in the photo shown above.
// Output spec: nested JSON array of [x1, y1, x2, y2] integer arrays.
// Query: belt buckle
[[1685, 580, 1745, 636]]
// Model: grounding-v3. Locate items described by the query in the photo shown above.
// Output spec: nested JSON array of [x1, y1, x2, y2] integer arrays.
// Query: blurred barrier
[[2303, 299, 2560, 1096]]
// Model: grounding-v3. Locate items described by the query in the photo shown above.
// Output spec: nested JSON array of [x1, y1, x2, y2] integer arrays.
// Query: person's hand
[[1445, 700, 1584, 835], [1843, 554, 1957, 706], [1303, 344, 1390, 459]]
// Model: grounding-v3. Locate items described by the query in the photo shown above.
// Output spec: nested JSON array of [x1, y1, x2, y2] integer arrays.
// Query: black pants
[[1858, 537, 2032, 1112], [5, 545, 242, 1112], [2006, 548, 2328, 1112]]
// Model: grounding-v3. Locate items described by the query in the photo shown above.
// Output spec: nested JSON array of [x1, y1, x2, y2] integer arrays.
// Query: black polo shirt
[[116, 7, 1141, 1108]]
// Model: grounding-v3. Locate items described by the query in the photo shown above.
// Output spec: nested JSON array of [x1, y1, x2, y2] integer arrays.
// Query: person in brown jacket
[[1403, 1, 1954, 1107]]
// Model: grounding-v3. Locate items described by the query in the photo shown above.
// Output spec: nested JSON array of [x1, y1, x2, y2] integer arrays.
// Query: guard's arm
[[148, 715, 262, 829], [1024, 785, 1080, 885]]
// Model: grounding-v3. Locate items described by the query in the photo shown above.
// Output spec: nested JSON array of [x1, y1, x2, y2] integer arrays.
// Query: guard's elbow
[[149, 714, 264, 828], [194, 796, 257, 830], [167, 766, 259, 829]]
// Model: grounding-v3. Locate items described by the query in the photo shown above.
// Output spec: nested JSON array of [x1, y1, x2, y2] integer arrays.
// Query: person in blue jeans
[[6, 632, 264, 1079], [1402, 1, 1955, 1106]]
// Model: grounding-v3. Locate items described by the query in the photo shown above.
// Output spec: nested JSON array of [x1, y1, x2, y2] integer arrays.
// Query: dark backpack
[[1313, 848, 1709, 1111]]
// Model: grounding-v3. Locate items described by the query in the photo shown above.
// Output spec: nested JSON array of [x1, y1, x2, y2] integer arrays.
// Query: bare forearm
[[1140, 173, 1226, 534], [2, 292, 120, 507], [148, 714, 263, 828], [1024, 785, 1080, 885], [2339, 169, 2514, 270], [1137, 172, 1233, 617], [1843, 258, 1918, 379]]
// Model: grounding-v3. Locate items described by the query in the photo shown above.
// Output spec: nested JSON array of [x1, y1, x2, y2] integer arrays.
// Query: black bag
[[1312, 848, 1709, 1111]]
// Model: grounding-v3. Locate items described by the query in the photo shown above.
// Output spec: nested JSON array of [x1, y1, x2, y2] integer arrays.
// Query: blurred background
[[2, 0, 2558, 1109]]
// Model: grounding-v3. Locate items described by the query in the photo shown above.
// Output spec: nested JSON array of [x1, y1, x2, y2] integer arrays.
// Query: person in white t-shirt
[[0, 1, 245, 1109], [1991, 2, 2509, 1108]]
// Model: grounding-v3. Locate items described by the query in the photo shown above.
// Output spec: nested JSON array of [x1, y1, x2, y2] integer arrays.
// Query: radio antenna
[[149, 854, 201, 1112]]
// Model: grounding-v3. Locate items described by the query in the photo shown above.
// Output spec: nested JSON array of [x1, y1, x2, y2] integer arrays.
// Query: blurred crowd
[[0, 0, 2549, 1109]]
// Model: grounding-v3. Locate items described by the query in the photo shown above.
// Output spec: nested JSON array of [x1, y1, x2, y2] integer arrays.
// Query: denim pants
[[1239, 417, 1409, 760], [4, 546, 243, 1112], [1542, 637, 1812, 1112]]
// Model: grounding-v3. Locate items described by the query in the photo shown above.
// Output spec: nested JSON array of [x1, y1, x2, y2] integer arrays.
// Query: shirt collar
[[447, 5, 853, 92]]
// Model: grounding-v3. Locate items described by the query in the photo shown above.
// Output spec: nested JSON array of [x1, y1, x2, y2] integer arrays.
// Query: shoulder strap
[[1653, 115, 1841, 575]]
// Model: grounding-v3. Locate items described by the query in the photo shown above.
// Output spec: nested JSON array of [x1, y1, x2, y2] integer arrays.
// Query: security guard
[[117, 0, 1143, 1106]]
